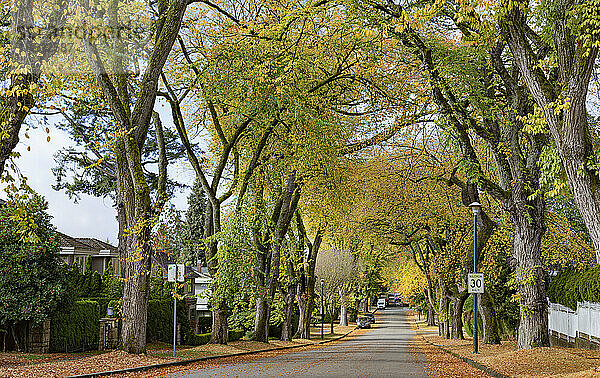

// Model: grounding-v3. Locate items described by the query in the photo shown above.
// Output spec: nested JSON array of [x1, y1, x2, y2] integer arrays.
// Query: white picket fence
[[548, 301, 600, 342]]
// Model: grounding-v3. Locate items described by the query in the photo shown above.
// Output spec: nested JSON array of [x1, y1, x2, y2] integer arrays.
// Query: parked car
[[377, 298, 386, 309], [357, 316, 372, 328], [360, 312, 375, 323]]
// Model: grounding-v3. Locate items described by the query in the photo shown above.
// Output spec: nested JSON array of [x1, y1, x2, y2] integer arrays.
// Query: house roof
[[57, 231, 117, 253], [75, 238, 117, 253]]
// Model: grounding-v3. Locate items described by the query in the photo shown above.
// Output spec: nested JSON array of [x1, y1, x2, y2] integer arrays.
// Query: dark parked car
[[357, 316, 371, 328], [360, 312, 375, 323]]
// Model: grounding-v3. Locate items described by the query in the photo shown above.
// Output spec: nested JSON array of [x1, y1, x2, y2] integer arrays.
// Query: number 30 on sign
[[467, 273, 484, 294]]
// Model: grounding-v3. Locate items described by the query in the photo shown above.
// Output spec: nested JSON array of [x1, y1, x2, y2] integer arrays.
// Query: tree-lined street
[[3, 0, 600, 375], [173, 308, 427, 378]]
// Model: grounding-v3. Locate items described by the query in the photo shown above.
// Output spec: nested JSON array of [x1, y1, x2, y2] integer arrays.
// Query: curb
[[412, 318, 509, 378], [68, 326, 359, 377]]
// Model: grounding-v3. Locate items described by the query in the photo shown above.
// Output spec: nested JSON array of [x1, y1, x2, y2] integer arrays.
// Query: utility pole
[[320, 278, 325, 339], [468, 202, 481, 354]]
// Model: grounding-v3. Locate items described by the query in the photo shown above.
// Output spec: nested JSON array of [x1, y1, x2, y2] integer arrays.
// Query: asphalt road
[[172, 307, 428, 377]]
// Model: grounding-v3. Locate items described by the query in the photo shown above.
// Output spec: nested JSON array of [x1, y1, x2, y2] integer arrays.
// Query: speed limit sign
[[468, 273, 484, 293]]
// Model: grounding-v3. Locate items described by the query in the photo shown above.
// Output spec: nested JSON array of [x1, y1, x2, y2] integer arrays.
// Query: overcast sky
[[2, 109, 194, 246]]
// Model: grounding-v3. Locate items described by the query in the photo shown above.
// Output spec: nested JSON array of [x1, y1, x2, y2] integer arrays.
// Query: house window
[[76, 256, 86, 272]]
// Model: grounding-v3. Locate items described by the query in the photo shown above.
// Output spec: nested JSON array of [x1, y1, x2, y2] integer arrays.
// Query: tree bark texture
[[294, 218, 322, 339], [514, 222, 549, 349], [450, 294, 466, 340], [426, 300, 436, 326], [502, 4, 600, 263], [280, 284, 297, 341], [253, 172, 300, 342], [438, 291, 450, 339], [478, 291, 501, 344], [80, 0, 187, 353], [117, 142, 153, 354]]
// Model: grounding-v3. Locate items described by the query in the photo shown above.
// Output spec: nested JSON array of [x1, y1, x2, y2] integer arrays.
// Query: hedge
[[146, 299, 191, 344], [81, 297, 119, 318], [50, 300, 100, 352], [548, 266, 600, 310]]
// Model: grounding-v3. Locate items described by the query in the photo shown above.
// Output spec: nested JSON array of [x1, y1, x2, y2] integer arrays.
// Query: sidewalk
[[412, 314, 600, 377]]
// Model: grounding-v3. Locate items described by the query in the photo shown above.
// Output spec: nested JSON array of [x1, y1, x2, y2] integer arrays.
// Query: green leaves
[[0, 195, 67, 326]]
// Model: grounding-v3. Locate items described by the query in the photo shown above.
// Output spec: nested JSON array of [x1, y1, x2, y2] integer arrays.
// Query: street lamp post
[[469, 201, 481, 354], [320, 278, 325, 339]]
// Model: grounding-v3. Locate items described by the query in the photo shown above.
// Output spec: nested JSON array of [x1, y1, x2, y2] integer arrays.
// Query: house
[[152, 251, 213, 333], [180, 266, 213, 334], [57, 232, 120, 276]]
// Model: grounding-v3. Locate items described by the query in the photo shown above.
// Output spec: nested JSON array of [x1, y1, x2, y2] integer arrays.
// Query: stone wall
[[26, 319, 50, 353], [98, 318, 119, 350]]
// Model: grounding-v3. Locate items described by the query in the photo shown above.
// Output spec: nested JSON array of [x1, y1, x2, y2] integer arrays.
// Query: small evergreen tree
[[183, 179, 207, 265], [0, 195, 67, 350], [101, 261, 123, 298]]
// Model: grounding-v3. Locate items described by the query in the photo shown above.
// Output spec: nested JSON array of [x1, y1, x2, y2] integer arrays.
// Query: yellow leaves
[[547, 97, 571, 116], [519, 105, 549, 135]]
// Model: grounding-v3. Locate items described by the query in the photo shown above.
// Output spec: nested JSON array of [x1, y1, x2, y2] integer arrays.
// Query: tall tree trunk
[[212, 305, 228, 345], [10, 324, 20, 352], [330, 305, 334, 334], [514, 223, 549, 349], [502, 5, 600, 263], [338, 287, 348, 326], [478, 291, 501, 344], [253, 297, 269, 341], [450, 294, 466, 339], [426, 301, 436, 326], [296, 291, 308, 338], [116, 192, 127, 278], [118, 146, 153, 354], [438, 290, 450, 339], [294, 216, 321, 340], [280, 284, 296, 341], [254, 173, 300, 342], [295, 280, 315, 339]]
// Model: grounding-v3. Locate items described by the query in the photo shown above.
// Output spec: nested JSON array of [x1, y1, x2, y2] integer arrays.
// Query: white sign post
[[167, 264, 177, 283], [177, 264, 185, 283], [467, 273, 484, 294], [167, 264, 185, 357]]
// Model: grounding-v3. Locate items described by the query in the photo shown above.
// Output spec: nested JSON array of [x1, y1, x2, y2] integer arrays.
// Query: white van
[[377, 298, 386, 309]]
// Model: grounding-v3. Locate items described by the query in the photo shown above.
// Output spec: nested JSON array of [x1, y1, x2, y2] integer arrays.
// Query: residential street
[[171, 308, 428, 377]]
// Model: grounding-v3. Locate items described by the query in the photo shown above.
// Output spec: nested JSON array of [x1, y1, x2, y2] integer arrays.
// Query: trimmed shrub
[[187, 329, 245, 346], [50, 300, 100, 352], [228, 329, 245, 341], [188, 332, 212, 345]]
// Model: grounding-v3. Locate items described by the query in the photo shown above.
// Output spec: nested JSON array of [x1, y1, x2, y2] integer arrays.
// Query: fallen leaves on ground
[[412, 314, 600, 377], [0, 323, 359, 377], [411, 335, 491, 377], [0, 350, 174, 378]]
